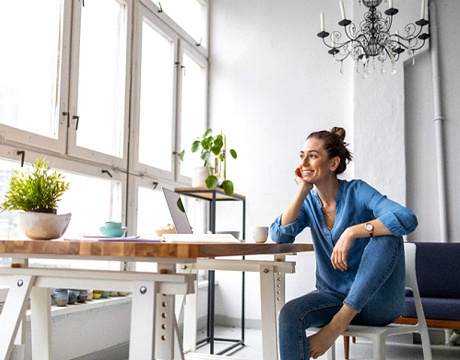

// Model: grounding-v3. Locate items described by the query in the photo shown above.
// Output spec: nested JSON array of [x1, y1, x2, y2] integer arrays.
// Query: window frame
[[0, 0, 73, 155], [175, 39, 209, 184], [66, 0, 133, 170], [0, 0, 209, 270]]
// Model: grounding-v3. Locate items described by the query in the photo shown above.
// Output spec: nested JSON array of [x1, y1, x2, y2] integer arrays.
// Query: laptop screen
[[162, 188, 193, 234]]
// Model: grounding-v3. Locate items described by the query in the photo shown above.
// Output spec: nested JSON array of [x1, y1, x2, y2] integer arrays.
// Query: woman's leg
[[346, 235, 406, 324], [308, 304, 357, 359], [278, 290, 344, 360], [308, 236, 405, 358]]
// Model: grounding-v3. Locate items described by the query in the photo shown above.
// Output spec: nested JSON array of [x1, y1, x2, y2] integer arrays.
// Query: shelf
[[174, 187, 245, 201]]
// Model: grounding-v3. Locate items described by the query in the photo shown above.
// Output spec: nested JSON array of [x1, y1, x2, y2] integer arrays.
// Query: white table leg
[[129, 280, 156, 360], [260, 265, 279, 360], [179, 265, 197, 353], [155, 292, 177, 359], [0, 275, 34, 360], [155, 263, 184, 360], [30, 287, 51, 360]]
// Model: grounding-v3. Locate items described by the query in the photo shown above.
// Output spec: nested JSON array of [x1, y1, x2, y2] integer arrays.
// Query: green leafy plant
[[179, 128, 238, 195], [0, 158, 70, 213]]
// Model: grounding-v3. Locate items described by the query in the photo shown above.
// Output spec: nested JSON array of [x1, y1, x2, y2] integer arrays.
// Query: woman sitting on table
[[269, 127, 418, 360]]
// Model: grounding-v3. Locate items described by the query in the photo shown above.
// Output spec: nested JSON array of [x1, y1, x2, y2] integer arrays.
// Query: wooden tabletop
[[0, 240, 313, 261]]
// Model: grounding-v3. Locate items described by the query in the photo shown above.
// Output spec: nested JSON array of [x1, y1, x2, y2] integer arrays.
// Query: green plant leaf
[[205, 175, 219, 190], [230, 149, 237, 159], [221, 180, 234, 196], [0, 157, 70, 212], [211, 145, 221, 156], [191, 140, 201, 152]]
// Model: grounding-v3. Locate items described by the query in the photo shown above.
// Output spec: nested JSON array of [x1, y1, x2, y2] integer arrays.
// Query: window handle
[[73, 115, 80, 130], [62, 112, 69, 127], [16, 150, 25, 167]]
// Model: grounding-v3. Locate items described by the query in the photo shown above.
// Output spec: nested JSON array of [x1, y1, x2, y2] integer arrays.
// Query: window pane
[[159, 0, 205, 43], [0, 160, 22, 239], [136, 187, 171, 239], [0, 158, 123, 270], [0, 0, 62, 138], [76, 0, 127, 157], [0, 160, 123, 239], [138, 20, 175, 171], [180, 52, 207, 177], [58, 172, 123, 238]]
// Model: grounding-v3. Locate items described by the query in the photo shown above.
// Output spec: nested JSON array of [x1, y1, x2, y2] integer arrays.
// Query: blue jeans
[[278, 236, 406, 360]]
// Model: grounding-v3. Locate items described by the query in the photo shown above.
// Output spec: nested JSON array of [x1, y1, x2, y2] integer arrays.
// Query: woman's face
[[298, 137, 338, 184]]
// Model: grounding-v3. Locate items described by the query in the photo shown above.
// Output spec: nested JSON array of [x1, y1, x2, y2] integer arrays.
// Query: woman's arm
[[270, 166, 312, 243], [331, 180, 418, 271], [281, 180, 312, 226]]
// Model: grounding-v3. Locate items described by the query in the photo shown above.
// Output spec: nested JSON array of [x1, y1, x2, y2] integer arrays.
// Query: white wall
[[208, 0, 459, 325], [208, 0, 353, 323]]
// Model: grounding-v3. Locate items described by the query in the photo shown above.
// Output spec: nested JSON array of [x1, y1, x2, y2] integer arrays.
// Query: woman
[[270, 127, 417, 359]]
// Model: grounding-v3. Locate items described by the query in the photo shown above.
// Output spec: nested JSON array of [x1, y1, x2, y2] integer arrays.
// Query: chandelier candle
[[339, 0, 346, 20]]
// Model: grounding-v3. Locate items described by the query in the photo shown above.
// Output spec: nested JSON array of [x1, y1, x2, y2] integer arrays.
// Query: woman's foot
[[308, 305, 358, 359]]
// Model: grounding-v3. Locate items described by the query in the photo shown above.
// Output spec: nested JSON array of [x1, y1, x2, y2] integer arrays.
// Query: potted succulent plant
[[0, 157, 71, 240], [180, 128, 238, 195]]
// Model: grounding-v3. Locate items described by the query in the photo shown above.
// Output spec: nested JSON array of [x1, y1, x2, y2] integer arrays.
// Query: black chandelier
[[317, 0, 430, 74]]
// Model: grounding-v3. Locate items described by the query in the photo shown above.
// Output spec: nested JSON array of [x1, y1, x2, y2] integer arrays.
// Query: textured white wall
[[208, 0, 353, 322]]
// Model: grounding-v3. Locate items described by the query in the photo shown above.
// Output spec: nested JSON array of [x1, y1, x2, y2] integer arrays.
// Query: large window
[[70, 0, 129, 159], [137, 17, 176, 173], [0, 0, 209, 263], [0, 0, 68, 153], [129, 0, 208, 182]]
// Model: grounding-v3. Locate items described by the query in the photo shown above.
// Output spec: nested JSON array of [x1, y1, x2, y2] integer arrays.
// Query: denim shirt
[[270, 179, 418, 297]]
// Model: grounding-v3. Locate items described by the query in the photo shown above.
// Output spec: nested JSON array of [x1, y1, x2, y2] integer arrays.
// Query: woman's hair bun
[[331, 127, 346, 142]]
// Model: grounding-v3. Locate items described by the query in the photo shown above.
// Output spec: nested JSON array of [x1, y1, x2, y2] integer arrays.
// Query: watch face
[[365, 223, 373, 231]]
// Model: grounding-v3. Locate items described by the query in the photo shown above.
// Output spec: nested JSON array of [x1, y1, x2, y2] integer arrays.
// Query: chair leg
[[374, 336, 385, 360], [419, 330, 433, 360], [344, 336, 350, 360], [327, 341, 336, 360]]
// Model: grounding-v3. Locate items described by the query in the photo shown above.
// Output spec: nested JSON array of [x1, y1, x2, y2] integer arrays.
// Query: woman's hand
[[294, 166, 313, 192], [331, 228, 355, 271]]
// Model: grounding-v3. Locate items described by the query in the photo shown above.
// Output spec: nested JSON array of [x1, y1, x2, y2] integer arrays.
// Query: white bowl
[[18, 212, 72, 240]]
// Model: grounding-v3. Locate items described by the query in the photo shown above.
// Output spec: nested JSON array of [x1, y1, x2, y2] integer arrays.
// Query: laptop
[[161, 187, 241, 242], [162, 187, 193, 234]]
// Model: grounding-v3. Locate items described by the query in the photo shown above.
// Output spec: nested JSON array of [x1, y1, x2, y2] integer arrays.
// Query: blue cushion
[[402, 297, 460, 320], [413, 242, 460, 298]]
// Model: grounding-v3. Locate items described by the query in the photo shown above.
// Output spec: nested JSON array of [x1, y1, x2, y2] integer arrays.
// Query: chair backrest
[[404, 242, 428, 324]]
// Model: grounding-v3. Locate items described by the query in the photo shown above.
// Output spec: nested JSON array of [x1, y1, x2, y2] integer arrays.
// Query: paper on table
[[162, 233, 243, 243], [64, 236, 161, 242]]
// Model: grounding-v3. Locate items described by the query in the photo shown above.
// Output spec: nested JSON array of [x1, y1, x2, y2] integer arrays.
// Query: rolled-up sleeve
[[270, 208, 311, 244], [361, 181, 418, 237]]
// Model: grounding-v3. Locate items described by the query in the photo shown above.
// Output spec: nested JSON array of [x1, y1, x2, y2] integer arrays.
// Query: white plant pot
[[192, 166, 209, 187], [18, 212, 72, 240]]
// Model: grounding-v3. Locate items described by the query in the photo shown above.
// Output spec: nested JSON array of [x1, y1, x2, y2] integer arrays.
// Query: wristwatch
[[365, 223, 374, 239]]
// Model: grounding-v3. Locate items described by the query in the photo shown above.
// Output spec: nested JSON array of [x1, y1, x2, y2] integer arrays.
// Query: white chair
[[309, 242, 432, 360]]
